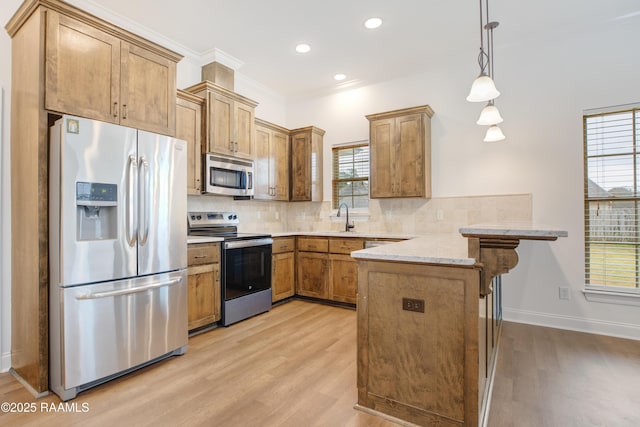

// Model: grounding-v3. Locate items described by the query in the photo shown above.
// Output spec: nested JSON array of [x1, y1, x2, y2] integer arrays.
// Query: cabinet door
[[369, 118, 395, 198], [272, 130, 290, 201], [45, 11, 120, 124], [396, 113, 424, 197], [234, 101, 255, 159], [176, 95, 202, 194], [329, 254, 358, 304], [120, 42, 176, 136], [290, 132, 311, 201], [296, 252, 328, 299], [272, 252, 295, 302], [207, 91, 234, 155], [254, 125, 272, 200], [187, 264, 217, 330]]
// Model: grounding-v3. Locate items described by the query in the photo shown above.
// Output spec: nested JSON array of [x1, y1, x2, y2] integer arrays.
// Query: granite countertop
[[187, 236, 224, 244], [270, 231, 416, 239], [351, 223, 568, 266], [351, 234, 474, 266]]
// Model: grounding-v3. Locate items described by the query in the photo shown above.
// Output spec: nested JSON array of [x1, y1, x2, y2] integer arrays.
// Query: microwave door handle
[[126, 154, 138, 247], [138, 156, 150, 245], [244, 168, 249, 194]]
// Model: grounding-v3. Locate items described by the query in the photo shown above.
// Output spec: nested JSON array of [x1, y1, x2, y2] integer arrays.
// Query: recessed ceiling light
[[295, 44, 311, 53], [364, 17, 382, 29], [334, 73, 347, 81]]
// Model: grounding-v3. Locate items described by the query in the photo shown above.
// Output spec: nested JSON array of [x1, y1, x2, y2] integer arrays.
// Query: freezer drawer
[[50, 270, 188, 400]]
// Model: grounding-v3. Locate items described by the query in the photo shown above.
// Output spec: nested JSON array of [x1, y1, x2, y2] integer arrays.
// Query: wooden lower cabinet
[[187, 243, 221, 330], [296, 251, 329, 299], [272, 237, 295, 302], [295, 236, 367, 304]]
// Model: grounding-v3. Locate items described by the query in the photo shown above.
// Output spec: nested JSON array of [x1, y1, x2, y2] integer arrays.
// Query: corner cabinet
[[290, 126, 325, 202], [187, 243, 221, 330], [366, 105, 434, 198], [45, 10, 178, 136], [177, 90, 204, 195], [185, 81, 258, 159], [255, 119, 290, 201]]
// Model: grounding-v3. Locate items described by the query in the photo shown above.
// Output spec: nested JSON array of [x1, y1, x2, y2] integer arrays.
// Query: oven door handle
[[224, 238, 273, 250]]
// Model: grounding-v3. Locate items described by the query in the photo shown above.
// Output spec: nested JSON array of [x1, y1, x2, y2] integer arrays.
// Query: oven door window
[[224, 245, 272, 300]]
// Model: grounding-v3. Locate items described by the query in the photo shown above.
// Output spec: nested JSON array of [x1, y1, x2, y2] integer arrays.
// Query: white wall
[[287, 14, 640, 339]]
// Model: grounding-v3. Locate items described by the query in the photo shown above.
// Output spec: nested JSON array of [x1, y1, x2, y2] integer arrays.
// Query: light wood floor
[[1, 300, 639, 426]]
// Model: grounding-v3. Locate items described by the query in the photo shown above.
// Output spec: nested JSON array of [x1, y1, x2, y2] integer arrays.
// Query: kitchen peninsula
[[352, 224, 567, 427]]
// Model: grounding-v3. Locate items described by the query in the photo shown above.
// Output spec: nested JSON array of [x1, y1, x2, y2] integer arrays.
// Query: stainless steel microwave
[[204, 154, 254, 197]]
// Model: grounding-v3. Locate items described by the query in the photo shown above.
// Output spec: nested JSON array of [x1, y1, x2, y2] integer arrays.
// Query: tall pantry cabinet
[[6, 0, 182, 394]]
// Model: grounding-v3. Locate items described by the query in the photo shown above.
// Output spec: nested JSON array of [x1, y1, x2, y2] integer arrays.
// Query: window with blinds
[[584, 107, 640, 289], [332, 143, 369, 209]]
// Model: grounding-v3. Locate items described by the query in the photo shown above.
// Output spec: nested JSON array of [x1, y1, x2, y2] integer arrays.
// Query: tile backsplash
[[187, 194, 532, 235]]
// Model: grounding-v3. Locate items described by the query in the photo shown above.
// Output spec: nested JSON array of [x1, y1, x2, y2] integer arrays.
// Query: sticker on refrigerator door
[[67, 118, 80, 134]]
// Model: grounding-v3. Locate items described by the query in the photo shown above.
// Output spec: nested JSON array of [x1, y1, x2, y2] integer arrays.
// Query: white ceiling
[[69, 0, 640, 99]]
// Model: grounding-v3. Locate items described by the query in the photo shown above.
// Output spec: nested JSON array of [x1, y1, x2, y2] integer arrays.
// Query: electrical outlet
[[559, 287, 570, 300], [436, 209, 444, 221], [402, 298, 425, 313]]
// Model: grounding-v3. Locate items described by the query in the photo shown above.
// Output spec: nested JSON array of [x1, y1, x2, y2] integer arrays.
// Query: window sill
[[582, 287, 640, 307]]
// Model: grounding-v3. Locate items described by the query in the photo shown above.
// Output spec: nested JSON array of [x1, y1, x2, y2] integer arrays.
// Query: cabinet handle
[[229, 141, 234, 151], [234, 141, 239, 152], [194, 255, 207, 259], [113, 102, 118, 118], [122, 104, 127, 119]]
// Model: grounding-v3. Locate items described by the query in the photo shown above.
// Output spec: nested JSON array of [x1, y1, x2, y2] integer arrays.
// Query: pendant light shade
[[483, 125, 506, 142], [476, 101, 503, 125], [466, 74, 500, 102]]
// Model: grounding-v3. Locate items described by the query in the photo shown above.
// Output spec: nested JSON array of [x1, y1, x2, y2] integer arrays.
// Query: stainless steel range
[[188, 212, 272, 326]]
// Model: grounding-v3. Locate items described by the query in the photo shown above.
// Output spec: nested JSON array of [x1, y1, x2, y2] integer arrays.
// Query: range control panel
[[187, 211, 239, 228]]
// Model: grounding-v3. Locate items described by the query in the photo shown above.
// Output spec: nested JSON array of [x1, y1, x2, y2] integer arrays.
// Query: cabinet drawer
[[329, 238, 365, 254], [188, 243, 220, 266], [273, 237, 295, 254], [297, 237, 329, 253]]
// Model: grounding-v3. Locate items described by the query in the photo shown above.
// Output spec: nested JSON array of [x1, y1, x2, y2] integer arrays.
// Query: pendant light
[[468, 0, 505, 141], [466, 0, 499, 102], [484, 125, 506, 142]]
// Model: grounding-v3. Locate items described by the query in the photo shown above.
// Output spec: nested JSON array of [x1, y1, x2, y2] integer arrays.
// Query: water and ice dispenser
[[76, 181, 117, 241]]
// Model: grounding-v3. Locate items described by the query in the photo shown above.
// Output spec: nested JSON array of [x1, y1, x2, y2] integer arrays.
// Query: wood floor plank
[[1, 303, 640, 426]]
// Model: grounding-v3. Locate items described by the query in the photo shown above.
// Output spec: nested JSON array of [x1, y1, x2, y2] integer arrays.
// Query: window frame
[[331, 142, 370, 210], [583, 104, 640, 302]]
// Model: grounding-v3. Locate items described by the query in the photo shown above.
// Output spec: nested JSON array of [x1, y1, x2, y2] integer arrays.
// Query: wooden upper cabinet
[[186, 81, 258, 160], [254, 118, 290, 201], [119, 42, 176, 135], [367, 105, 434, 198], [176, 90, 204, 195], [290, 126, 325, 202], [45, 11, 120, 124], [43, 8, 180, 136]]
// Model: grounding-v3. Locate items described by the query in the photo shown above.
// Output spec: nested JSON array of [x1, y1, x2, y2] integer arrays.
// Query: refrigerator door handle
[[126, 154, 138, 247], [75, 277, 183, 300], [138, 156, 150, 246]]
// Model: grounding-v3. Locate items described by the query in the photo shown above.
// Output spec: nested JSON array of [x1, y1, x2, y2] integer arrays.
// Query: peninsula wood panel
[[357, 261, 480, 426], [176, 90, 203, 194]]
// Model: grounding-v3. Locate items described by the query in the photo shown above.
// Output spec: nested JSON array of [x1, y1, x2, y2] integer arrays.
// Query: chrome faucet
[[337, 203, 355, 232]]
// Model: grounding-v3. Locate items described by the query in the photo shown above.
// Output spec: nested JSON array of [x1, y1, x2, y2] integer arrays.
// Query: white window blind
[[584, 108, 640, 289], [332, 143, 369, 209]]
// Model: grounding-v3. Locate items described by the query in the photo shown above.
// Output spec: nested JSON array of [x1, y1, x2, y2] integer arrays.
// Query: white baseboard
[[1, 351, 10, 373], [503, 308, 640, 341]]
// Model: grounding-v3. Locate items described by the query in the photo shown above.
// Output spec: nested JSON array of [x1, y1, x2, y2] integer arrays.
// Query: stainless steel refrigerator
[[49, 115, 188, 400]]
